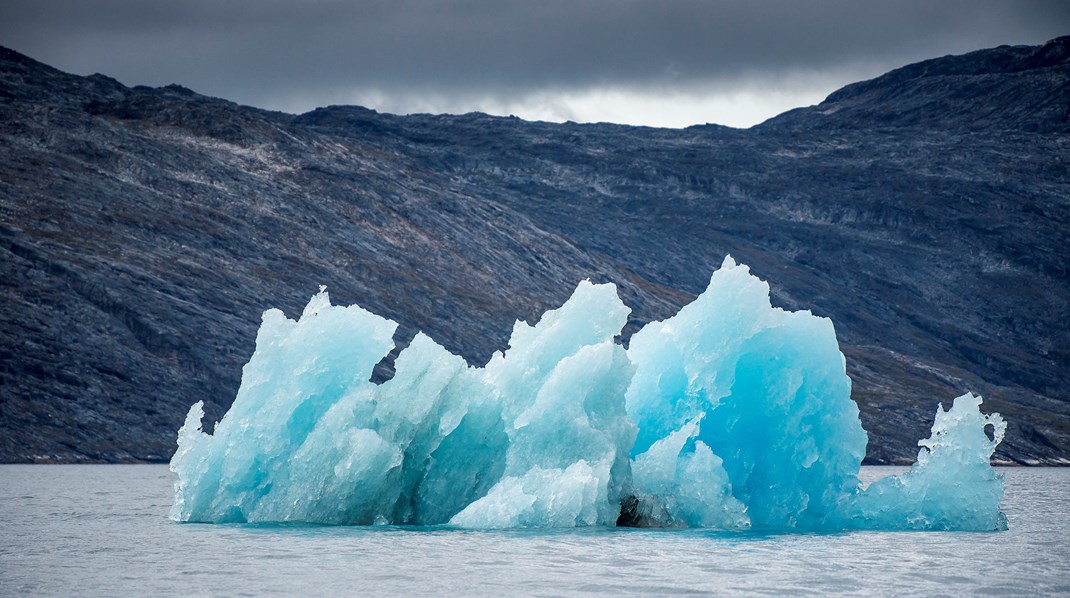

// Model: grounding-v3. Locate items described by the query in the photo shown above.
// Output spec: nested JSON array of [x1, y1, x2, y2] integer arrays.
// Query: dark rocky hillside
[[1, 38, 1067, 464]]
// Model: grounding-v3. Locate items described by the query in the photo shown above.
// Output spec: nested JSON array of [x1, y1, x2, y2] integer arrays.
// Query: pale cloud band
[[272, 70, 860, 129]]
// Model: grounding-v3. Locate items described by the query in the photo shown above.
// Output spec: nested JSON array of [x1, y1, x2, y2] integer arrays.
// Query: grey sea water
[[0, 465, 1067, 596]]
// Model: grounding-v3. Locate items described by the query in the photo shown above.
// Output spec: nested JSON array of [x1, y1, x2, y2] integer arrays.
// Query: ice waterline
[[170, 257, 1007, 531]]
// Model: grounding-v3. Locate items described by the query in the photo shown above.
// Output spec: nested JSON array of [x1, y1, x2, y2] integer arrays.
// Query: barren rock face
[[1, 38, 1067, 464]]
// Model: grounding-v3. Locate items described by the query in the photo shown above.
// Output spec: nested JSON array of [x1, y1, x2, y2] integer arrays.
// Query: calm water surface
[[1, 465, 1067, 596]]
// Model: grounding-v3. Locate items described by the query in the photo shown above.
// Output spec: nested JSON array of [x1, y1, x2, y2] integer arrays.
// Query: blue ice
[[170, 257, 1007, 531]]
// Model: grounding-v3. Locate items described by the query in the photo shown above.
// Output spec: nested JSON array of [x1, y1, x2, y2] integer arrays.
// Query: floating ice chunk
[[169, 288, 513, 524], [625, 256, 866, 529], [170, 259, 1008, 531], [454, 281, 636, 527], [171, 280, 638, 527], [170, 294, 399, 523], [847, 393, 1008, 531]]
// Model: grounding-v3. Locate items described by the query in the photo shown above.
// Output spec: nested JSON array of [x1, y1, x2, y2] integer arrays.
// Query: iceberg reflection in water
[[170, 257, 1006, 531]]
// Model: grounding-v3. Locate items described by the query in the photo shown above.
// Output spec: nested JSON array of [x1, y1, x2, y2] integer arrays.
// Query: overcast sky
[[2, 1, 1067, 128]]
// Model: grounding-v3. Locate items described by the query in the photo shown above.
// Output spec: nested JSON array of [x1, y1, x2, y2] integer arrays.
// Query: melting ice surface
[[170, 257, 1007, 531]]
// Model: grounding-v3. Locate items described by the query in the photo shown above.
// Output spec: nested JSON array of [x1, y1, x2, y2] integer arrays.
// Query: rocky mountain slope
[[1, 38, 1067, 464]]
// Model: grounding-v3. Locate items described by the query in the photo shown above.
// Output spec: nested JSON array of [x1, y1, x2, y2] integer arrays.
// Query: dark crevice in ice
[[370, 326, 415, 385]]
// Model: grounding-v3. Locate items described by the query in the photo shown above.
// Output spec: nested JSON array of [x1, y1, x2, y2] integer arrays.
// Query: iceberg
[[170, 257, 1007, 531]]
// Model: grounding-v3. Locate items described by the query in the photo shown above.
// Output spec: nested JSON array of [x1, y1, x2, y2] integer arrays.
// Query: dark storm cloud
[[1, 0, 1067, 122]]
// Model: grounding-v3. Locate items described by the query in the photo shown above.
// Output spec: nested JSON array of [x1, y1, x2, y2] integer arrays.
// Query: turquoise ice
[[170, 258, 1007, 531]]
